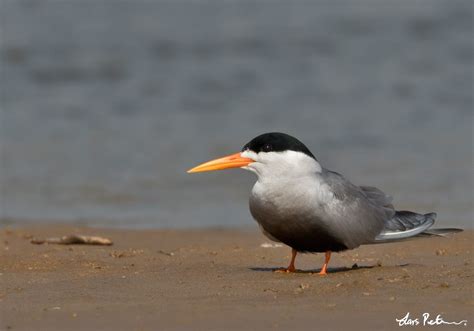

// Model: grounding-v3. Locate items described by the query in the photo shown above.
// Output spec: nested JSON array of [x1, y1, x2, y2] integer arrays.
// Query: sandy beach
[[0, 225, 472, 330], [2, 2, 472, 330]]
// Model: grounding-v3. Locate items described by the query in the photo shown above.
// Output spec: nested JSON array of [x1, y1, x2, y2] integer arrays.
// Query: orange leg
[[275, 248, 297, 273], [318, 251, 332, 275]]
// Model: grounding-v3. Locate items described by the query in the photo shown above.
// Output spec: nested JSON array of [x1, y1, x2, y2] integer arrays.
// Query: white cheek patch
[[241, 150, 322, 178], [260, 151, 321, 172]]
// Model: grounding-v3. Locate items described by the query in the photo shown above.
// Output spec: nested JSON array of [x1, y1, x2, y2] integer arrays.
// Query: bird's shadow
[[249, 263, 410, 274]]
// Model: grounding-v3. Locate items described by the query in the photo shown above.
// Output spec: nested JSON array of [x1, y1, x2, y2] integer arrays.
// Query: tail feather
[[373, 211, 462, 243], [417, 228, 464, 237]]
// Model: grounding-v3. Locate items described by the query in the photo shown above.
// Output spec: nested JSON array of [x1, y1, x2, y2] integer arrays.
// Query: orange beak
[[187, 152, 254, 173]]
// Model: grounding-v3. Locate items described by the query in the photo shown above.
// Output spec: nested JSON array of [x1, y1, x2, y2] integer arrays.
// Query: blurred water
[[0, 1, 472, 228]]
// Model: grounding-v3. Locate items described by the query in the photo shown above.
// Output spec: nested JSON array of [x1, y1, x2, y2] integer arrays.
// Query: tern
[[188, 132, 461, 275]]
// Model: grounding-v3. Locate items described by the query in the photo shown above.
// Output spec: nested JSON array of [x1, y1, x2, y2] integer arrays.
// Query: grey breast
[[249, 170, 388, 252]]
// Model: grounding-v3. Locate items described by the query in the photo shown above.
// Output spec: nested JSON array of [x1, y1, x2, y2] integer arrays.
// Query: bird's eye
[[262, 143, 272, 152]]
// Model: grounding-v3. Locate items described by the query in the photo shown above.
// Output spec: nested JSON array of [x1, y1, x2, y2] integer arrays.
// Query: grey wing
[[321, 170, 388, 247], [323, 170, 363, 201], [324, 172, 455, 244], [359, 186, 394, 209], [324, 171, 395, 220], [359, 185, 396, 220], [359, 185, 438, 242]]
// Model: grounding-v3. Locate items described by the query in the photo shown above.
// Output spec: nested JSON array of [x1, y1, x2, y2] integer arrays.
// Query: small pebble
[[260, 243, 283, 248]]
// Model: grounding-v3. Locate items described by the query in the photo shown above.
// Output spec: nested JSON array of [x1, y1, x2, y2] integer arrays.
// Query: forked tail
[[373, 211, 462, 243]]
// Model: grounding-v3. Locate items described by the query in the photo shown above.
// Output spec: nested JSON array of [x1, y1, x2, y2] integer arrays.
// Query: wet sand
[[1, 225, 472, 330]]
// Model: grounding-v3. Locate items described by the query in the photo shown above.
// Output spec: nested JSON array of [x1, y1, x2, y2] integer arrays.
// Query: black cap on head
[[242, 132, 316, 159]]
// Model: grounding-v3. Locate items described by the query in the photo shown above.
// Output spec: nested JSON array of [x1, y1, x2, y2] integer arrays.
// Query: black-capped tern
[[188, 132, 461, 275]]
